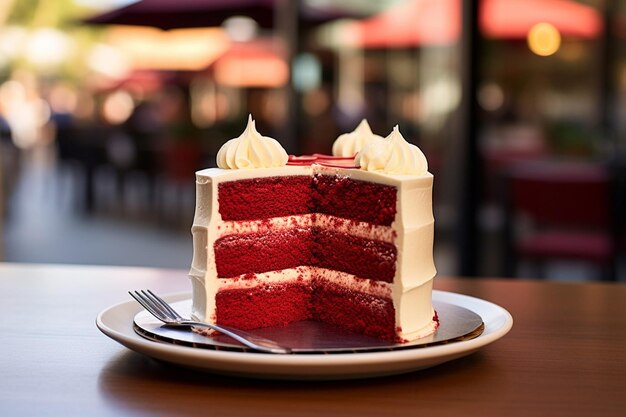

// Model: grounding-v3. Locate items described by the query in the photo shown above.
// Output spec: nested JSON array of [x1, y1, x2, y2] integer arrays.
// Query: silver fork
[[129, 290, 292, 354]]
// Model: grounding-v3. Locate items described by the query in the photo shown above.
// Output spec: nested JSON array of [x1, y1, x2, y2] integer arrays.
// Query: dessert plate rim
[[96, 290, 513, 380]]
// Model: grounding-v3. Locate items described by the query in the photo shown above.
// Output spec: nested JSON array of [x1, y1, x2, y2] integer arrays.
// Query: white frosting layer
[[356, 125, 428, 175], [217, 267, 392, 299], [189, 164, 436, 341], [216, 213, 396, 243], [332, 119, 383, 157], [216, 115, 288, 169]]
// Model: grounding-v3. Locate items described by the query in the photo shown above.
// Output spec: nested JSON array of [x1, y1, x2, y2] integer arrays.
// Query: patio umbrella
[[481, 0, 601, 39], [354, 0, 601, 48], [82, 0, 363, 30], [354, 0, 460, 47], [209, 39, 289, 87]]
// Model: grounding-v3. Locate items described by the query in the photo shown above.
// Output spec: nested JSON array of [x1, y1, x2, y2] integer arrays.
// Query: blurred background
[[0, 0, 624, 281]]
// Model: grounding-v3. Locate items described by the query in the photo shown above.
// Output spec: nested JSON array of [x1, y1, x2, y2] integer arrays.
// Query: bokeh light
[[527, 22, 561, 57]]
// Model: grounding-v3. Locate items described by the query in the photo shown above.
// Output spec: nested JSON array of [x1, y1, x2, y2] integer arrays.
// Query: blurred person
[[0, 99, 21, 215], [0, 73, 50, 150]]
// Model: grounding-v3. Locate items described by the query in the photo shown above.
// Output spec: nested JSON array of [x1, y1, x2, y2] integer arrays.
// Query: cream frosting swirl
[[332, 119, 383, 157], [355, 125, 428, 175], [216, 115, 288, 169]]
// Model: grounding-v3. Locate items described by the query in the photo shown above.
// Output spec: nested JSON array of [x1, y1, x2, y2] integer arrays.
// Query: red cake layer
[[214, 229, 312, 278], [215, 283, 313, 329], [312, 229, 396, 282], [214, 229, 396, 281], [217, 174, 397, 226], [218, 176, 311, 221], [310, 279, 397, 341], [214, 280, 397, 341], [311, 175, 397, 226]]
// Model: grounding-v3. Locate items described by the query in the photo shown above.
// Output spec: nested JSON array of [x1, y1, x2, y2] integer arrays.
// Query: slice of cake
[[189, 116, 437, 342]]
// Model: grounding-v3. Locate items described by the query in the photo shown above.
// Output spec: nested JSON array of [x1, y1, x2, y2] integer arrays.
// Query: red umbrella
[[209, 39, 289, 87], [354, 0, 601, 48], [354, 0, 459, 47], [82, 0, 363, 30], [481, 0, 601, 39]]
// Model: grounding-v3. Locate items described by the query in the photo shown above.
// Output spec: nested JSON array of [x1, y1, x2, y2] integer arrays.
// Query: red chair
[[502, 161, 619, 280]]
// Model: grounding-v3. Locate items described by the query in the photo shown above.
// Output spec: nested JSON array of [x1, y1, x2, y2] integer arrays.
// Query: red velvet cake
[[189, 117, 437, 342]]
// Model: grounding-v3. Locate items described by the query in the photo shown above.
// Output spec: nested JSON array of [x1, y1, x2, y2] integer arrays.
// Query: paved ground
[[3, 147, 192, 270]]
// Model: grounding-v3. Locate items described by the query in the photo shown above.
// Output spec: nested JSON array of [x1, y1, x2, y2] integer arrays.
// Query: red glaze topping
[[287, 154, 358, 168]]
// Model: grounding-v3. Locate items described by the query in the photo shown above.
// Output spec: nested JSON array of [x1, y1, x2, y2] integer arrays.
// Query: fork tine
[[138, 290, 175, 320], [145, 290, 184, 320], [129, 291, 168, 323]]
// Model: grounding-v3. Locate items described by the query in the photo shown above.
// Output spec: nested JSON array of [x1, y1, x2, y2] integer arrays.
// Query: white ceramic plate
[[96, 290, 513, 380]]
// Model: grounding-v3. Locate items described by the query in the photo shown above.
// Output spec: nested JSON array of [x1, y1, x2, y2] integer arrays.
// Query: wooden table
[[0, 263, 624, 416]]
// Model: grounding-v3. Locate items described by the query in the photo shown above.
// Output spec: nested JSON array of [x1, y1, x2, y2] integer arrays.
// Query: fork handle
[[179, 321, 292, 354]]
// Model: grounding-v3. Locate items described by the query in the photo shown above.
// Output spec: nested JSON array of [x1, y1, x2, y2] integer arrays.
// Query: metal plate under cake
[[133, 299, 484, 354]]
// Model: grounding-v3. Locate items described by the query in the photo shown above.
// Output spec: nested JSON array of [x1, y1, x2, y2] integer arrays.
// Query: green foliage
[[2, 0, 107, 81], [545, 120, 602, 157], [6, 0, 90, 27]]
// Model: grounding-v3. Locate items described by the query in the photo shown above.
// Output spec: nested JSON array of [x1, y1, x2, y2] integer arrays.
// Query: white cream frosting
[[217, 267, 392, 300], [217, 213, 396, 243], [355, 125, 428, 175], [216, 115, 288, 169], [332, 119, 383, 157]]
